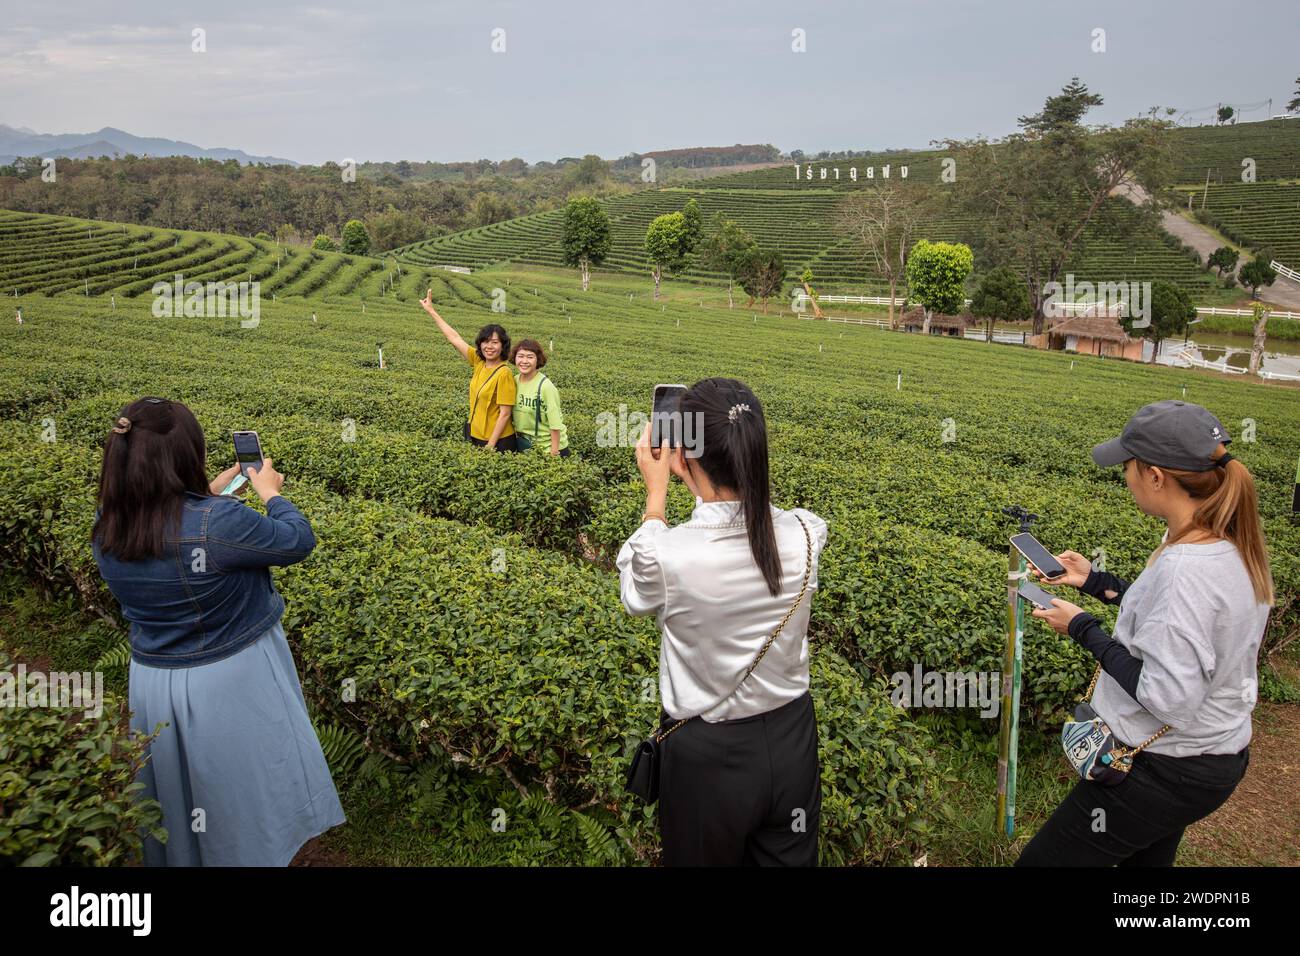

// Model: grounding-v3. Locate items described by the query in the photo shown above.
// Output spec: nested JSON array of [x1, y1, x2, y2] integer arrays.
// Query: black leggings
[[659, 692, 821, 866], [1016, 747, 1248, 866]]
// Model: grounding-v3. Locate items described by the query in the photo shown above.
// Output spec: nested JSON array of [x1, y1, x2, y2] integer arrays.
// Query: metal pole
[[997, 507, 1034, 836]]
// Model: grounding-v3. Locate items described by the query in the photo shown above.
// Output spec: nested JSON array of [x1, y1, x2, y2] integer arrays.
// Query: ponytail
[[1140, 446, 1274, 605]]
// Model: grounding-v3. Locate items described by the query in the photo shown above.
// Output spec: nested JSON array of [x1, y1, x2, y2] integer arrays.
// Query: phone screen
[[651, 384, 687, 448], [1018, 580, 1060, 610], [233, 431, 263, 478], [1010, 532, 1066, 580]]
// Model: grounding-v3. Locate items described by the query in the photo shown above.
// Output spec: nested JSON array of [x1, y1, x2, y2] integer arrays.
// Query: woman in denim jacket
[[92, 397, 344, 866]]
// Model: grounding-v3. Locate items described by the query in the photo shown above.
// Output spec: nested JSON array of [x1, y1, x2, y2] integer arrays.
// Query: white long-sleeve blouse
[[616, 499, 829, 722]]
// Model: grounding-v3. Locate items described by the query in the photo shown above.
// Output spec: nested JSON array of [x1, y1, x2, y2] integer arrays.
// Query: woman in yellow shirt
[[420, 289, 518, 451]]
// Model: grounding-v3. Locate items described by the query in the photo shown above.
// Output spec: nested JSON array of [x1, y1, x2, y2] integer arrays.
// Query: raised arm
[[420, 288, 471, 360]]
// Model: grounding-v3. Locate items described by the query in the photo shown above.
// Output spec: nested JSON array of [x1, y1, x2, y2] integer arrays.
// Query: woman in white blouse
[[617, 377, 828, 866]]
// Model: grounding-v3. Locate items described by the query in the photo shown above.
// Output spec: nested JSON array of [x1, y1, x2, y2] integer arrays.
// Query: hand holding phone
[[1017, 579, 1061, 610], [246, 458, 285, 503], [651, 384, 686, 449], [1030, 549, 1093, 589], [1010, 532, 1068, 581]]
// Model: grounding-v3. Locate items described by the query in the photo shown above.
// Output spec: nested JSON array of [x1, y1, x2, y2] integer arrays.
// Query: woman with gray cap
[[1016, 400, 1274, 867]]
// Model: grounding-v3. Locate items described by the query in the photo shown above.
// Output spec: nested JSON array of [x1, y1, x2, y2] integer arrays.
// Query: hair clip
[[112, 416, 132, 434], [727, 403, 751, 424]]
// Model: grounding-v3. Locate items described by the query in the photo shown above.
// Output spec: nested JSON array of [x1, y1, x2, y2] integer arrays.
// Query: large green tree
[[904, 239, 973, 332], [737, 248, 786, 314], [944, 78, 1174, 333], [561, 196, 612, 291], [681, 198, 704, 253], [1239, 258, 1277, 300], [1123, 279, 1194, 363], [969, 266, 1031, 345], [700, 213, 757, 308], [644, 212, 692, 299], [1207, 246, 1239, 279], [341, 219, 371, 255]]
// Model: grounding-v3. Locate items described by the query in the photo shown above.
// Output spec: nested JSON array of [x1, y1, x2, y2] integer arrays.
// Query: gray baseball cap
[[1092, 400, 1231, 471]]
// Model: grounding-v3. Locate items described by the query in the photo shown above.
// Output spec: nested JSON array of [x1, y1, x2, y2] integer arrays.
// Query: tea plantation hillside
[[393, 119, 1300, 293], [2, 258, 1298, 863]]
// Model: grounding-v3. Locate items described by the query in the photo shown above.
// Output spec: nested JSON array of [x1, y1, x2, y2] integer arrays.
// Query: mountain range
[[0, 125, 297, 166]]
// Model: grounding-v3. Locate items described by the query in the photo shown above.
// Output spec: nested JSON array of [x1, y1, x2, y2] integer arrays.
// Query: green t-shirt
[[512, 372, 568, 451]]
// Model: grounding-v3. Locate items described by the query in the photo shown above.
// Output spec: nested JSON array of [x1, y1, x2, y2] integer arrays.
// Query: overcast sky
[[2, 0, 1297, 165]]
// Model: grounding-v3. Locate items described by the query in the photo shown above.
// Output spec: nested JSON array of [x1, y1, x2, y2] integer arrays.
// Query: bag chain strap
[[1080, 663, 1172, 759], [654, 516, 813, 744]]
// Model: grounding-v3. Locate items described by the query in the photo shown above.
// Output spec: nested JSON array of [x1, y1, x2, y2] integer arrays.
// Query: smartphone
[[232, 430, 264, 479], [1010, 532, 1067, 580], [1018, 580, 1061, 610], [651, 384, 687, 448]]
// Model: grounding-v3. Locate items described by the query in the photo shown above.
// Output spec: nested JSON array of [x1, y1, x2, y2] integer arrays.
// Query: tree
[[1017, 76, 1104, 133], [969, 266, 1031, 345], [367, 205, 427, 252], [561, 196, 611, 291], [567, 154, 608, 188], [737, 248, 786, 313], [341, 219, 370, 255], [945, 78, 1174, 333], [644, 212, 691, 299], [700, 213, 756, 308], [1123, 279, 1194, 363], [1217, 105, 1235, 124], [1289, 77, 1300, 113], [1249, 302, 1270, 375], [681, 198, 703, 253], [1239, 258, 1277, 299], [1207, 245, 1239, 278], [312, 234, 338, 251], [835, 181, 930, 328], [904, 239, 973, 333], [471, 192, 514, 226]]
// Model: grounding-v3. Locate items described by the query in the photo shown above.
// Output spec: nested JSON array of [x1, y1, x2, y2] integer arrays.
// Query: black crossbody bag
[[625, 516, 812, 804]]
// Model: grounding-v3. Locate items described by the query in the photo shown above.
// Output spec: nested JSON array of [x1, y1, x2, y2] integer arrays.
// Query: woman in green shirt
[[510, 339, 569, 457]]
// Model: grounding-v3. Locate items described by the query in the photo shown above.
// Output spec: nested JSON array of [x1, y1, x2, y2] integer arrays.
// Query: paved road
[[1114, 181, 1300, 312]]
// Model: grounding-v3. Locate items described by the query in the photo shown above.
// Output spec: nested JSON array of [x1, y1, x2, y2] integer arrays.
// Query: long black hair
[[679, 378, 782, 596], [94, 397, 210, 561]]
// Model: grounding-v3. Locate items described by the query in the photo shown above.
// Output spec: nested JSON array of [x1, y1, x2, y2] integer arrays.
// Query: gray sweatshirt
[[1093, 540, 1270, 757]]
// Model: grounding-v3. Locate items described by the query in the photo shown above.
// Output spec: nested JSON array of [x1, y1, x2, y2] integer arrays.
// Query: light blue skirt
[[129, 620, 346, 866]]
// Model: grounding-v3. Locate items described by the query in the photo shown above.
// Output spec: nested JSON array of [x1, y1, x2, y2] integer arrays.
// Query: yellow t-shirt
[[466, 349, 516, 441]]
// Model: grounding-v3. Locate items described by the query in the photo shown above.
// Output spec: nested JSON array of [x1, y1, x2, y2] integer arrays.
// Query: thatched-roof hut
[[1045, 313, 1144, 361]]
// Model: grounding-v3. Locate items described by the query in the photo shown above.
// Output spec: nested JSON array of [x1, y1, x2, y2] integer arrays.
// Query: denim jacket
[[93, 492, 316, 668]]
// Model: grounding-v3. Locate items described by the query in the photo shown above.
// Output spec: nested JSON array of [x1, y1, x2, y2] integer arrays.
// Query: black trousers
[[466, 433, 519, 452], [659, 691, 821, 866], [1016, 746, 1248, 866]]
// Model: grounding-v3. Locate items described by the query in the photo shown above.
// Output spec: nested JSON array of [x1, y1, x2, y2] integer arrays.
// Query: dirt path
[[1115, 182, 1300, 312], [1182, 701, 1300, 866]]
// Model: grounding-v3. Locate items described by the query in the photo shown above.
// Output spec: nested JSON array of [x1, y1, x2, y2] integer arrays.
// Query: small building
[[1044, 313, 1144, 361], [899, 307, 976, 337]]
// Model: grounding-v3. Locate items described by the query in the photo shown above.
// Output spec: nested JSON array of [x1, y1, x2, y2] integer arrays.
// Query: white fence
[[1271, 260, 1300, 283], [817, 294, 1300, 321], [432, 264, 472, 275], [1173, 346, 1248, 374]]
